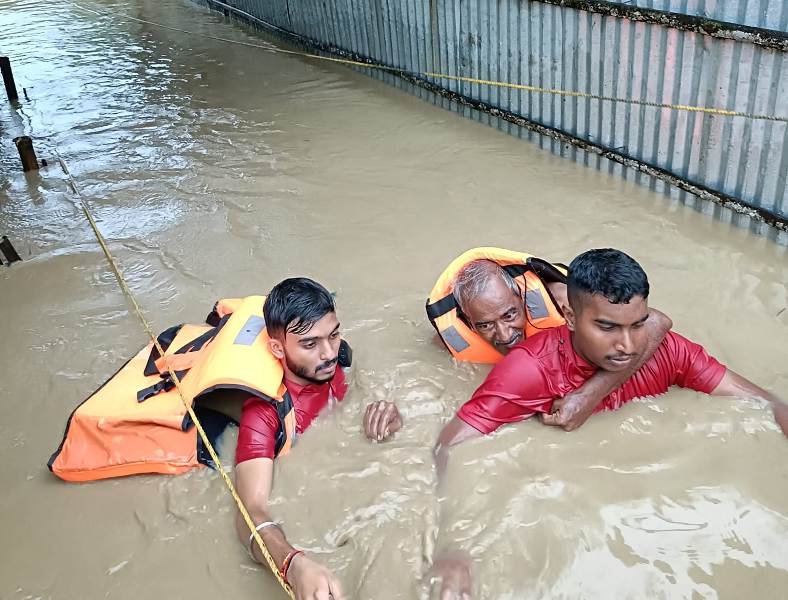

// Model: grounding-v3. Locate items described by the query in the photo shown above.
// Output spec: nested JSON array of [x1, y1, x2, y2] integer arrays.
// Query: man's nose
[[318, 339, 333, 360], [494, 320, 510, 342], [615, 329, 634, 354]]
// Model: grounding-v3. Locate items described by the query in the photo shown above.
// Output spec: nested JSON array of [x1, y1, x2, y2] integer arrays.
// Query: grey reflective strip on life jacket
[[525, 289, 549, 319], [441, 325, 470, 353], [234, 315, 266, 345]]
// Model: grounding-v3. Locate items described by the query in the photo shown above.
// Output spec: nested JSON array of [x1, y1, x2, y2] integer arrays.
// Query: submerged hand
[[288, 553, 344, 600], [540, 390, 598, 431], [363, 401, 403, 442], [429, 553, 472, 600]]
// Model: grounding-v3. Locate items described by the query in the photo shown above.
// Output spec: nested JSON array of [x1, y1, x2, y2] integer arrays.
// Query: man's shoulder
[[239, 396, 279, 427], [517, 325, 564, 360], [654, 330, 705, 360]]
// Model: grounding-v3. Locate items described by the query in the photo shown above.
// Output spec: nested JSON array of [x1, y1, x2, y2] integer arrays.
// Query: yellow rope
[[55, 153, 295, 600], [68, 0, 788, 124]]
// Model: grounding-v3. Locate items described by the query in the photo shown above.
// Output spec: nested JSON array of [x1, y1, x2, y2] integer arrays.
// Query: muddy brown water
[[1, 1, 787, 598]]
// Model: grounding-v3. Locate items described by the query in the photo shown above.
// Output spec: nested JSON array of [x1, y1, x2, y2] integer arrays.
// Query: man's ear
[[268, 336, 285, 360], [563, 303, 577, 332]]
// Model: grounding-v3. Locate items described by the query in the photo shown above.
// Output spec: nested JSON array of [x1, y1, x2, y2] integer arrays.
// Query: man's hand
[[429, 553, 472, 600], [540, 390, 598, 431], [711, 369, 788, 439], [363, 401, 402, 442], [287, 553, 344, 600]]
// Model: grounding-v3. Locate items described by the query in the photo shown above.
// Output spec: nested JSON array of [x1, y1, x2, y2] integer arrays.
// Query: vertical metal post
[[13, 136, 39, 171], [0, 236, 22, 264], [0, 56, 19, 102]]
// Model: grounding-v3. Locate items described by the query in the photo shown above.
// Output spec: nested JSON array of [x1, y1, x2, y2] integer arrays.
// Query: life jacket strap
[[273, 390, 295, 456], [525, 257, 568, 284], [425, 294, 458, 321], [143, 324, 184, 376], [143, 315, 230, 377]]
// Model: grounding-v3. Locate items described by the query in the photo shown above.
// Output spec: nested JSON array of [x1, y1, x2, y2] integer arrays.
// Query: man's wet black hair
[[264, 277, 335, 338], [567, 249, 649, 308]]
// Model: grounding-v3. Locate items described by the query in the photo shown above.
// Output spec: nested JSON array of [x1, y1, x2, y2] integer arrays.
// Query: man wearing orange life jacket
[[235, 277, 400, 600]]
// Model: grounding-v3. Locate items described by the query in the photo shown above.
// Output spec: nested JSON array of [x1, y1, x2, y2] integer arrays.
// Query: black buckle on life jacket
[[137, 377, 175, 402], [136, 368, 189, 403]]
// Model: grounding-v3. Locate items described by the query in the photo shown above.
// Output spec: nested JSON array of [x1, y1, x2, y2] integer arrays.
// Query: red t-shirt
[[235, 368, 348, 463], [458, 325, 727, 435]]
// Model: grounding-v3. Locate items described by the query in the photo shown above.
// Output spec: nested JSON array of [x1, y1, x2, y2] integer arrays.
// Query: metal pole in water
[[0, 236, 22, 264], [13, 136, 39, 171], [0, 56, 19, 102]]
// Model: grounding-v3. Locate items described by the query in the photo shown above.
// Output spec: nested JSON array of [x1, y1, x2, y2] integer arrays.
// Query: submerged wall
[[202, 0, 788, 242]]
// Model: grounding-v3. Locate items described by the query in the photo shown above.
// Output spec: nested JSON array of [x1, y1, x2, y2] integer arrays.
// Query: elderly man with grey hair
[[453, 259, 570, 354]]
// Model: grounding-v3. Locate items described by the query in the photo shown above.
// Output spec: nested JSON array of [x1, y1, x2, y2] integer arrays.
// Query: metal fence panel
[[201, 0, 788, 241]]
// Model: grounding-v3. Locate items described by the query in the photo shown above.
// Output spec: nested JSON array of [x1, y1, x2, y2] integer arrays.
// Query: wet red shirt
[[235, 368, 348, 463], [458, 325, 727, 435]]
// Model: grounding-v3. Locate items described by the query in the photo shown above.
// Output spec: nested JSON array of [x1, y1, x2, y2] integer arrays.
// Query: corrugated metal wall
[[604, 0, 788, 32], [207, 0, 788, 243]]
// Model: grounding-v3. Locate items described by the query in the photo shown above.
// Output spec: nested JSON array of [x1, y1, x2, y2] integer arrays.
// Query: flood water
[[1, 1, 787, 598]]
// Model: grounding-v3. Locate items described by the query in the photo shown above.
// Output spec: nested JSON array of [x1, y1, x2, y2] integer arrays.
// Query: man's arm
[[235, 458, 345, 600], [710, 369, 788, 438], [542, 308, 673, 431], [433, 416, 483, 482], [428, 417, 482, 598]]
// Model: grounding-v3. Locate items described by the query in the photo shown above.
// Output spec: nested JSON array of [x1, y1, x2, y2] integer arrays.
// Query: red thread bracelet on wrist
[[280, 549, 304, 584]]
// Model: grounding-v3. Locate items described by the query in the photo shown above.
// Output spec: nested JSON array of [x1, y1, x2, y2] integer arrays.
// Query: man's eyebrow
[[298, 323, 340, 343], [633, 313, 650, 325], [593, 318, 619, 326]]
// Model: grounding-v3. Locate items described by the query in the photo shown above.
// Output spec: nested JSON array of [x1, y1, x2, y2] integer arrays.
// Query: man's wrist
[[280, 549, 304, 584]]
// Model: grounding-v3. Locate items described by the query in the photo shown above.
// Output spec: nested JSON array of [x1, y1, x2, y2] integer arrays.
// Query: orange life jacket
[[426, 248, 568, 364], [48, 296, 297, 482]]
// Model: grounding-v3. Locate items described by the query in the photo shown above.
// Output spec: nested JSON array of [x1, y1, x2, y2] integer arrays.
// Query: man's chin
[[495, 338, 522, 354]]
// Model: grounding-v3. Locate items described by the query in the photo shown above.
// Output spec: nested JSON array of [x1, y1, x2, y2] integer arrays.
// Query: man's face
[[277, 311, 342, 385], [463, 277, 526, 354], [565, 293, 649, 372]]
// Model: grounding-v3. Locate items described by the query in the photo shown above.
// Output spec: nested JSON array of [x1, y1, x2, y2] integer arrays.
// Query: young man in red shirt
[[234, 278, 401, 600], [431, 249, 788, 598]]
